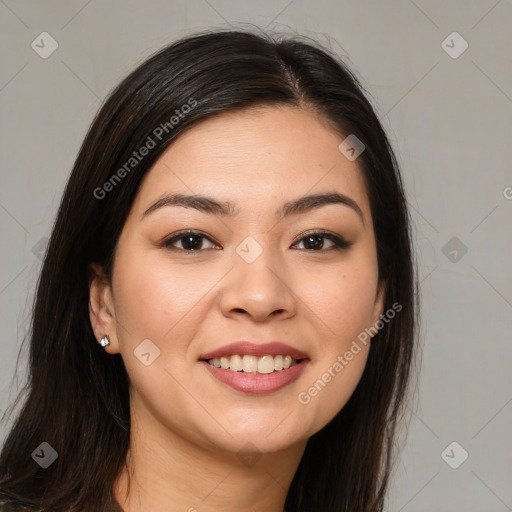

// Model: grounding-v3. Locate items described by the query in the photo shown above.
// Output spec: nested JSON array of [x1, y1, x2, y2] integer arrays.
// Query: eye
[[292, 230, 352, 251], [161, 229, 352, 253], [162, 230, 219, 252]]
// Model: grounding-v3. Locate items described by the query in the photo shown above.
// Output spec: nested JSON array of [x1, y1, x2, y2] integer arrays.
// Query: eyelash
[[161, 229, 352, 253]]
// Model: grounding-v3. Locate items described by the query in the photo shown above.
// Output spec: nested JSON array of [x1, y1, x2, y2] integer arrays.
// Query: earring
[[99, 335, 110, 348]]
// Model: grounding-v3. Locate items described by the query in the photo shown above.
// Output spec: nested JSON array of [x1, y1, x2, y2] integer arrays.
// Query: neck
[[114, 395, 306, 512]]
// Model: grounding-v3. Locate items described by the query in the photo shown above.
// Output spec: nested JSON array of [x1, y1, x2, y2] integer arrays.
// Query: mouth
[[201, 354, 303, 374], [198, 341, 310, 394]]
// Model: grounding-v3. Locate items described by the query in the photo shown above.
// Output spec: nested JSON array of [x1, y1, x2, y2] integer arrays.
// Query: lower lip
[[200, 360, 309, 394]]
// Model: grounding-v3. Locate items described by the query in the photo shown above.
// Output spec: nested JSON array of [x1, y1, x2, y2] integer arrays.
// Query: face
[[89, 105, 385, 456]]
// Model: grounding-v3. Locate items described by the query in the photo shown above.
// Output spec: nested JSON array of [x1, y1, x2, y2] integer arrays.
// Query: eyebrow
[[141, 191, 364, 223]]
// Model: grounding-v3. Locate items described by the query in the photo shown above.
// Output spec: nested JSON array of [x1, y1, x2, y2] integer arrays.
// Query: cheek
[[292, 259, 378, 425], [112, 250, 212, 343], [111, 252, 213, 430], [296, 260, 379, 346]]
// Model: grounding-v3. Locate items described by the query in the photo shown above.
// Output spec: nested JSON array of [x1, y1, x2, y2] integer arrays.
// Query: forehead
[[131, 105, 370, 219]]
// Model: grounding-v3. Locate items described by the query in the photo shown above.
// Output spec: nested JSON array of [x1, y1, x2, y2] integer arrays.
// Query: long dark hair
[[0, 28, 418, 512]]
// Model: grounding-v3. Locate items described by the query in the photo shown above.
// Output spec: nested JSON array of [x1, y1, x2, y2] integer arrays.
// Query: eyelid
[[291, 229, 350, 244]]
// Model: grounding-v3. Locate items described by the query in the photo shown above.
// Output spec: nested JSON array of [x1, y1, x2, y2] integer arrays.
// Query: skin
[[89, 105, 385, 512]]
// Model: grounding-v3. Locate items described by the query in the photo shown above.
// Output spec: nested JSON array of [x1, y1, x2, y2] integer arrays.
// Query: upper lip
[[199, 341, 309, 360]]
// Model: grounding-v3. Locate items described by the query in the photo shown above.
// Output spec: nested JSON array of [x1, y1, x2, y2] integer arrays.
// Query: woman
[[0, 28, 418, 512]]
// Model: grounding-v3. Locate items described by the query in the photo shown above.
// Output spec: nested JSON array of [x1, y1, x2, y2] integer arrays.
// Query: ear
[[88, 263, 120, 354], [370, 279, 387, 332]]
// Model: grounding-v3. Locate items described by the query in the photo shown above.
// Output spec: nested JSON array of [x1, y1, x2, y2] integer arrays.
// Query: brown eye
[[161, 229, 351, 253], [162, 230, 218, 252], [292, 231, 352, 251]]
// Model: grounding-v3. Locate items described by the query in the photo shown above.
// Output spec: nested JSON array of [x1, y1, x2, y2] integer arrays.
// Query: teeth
[[229, 354, 243, 372], [207, 354, 299, 373], [258, 355, 274, 374], [242, 355, 258, 373]]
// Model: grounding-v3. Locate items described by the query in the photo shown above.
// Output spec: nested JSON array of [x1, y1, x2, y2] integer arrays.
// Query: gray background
[[1, 1, 511, 510]]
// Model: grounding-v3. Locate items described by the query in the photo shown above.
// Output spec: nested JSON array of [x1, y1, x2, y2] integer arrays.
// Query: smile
[[205, 354, 301, 374], [198, 341, 310, 394]]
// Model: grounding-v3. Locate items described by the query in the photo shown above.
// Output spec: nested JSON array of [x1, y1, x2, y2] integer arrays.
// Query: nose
[[218, 243, 298, 322]]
